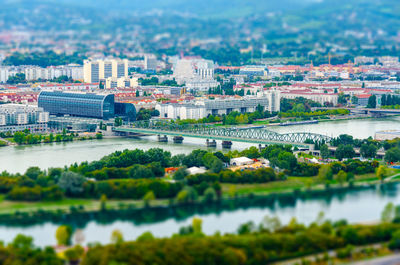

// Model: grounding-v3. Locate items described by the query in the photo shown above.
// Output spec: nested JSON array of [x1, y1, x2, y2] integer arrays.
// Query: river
[[0, 117, 400, 247], [1, 117, 400, 174], [0, 184, 399, 247]]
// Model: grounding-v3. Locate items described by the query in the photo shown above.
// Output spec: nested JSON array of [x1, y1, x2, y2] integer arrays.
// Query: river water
[[1, 117, 400, 174], [0, 117, 400, 247], [0, 184, 399, 247]]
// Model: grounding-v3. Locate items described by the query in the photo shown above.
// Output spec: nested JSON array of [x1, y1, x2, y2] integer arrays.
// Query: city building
[[105, 76, 139, 89], [239, 65, 268, 78], [0, 104, 48, 133], [144, 55, 158, 71], [156, 92, 280, 120], [173, 58, 216, 91], [84, 58, 128, 83], [48, 116, 100, 132], [354, 56, 375, 65], [280, 89, 338, 106], [38, 91, 115, 119]]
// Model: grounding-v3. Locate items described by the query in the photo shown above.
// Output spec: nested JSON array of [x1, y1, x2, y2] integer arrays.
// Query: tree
[[55, 225, 73, 246], [336, 170, 347, 186], [203, 187, 217, 203], [385, 147, 400, 163], [260, 216, 281, 232], [57, 171, 86, 196], [64, 245, 84, 265], [367, 95, 376, 108], [143, 191, 155, 206], [381, 202, 395, 223], [320, 144, 330, 159], [318, 164, 333, 183], [25, 167, 42, 180], [376, 165, 388, 183], [335, 144, 355, 161], [100, 194, 107, 211], [360, 144, 377, 158], [192, 217, 203, 235], [111, 229, 124, 244], [137, 231, 154, 242], [13, 131, 26, 145]]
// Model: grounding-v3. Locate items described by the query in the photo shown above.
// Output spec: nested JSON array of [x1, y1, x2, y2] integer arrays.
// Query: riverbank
[[0, 170, 397, 217]]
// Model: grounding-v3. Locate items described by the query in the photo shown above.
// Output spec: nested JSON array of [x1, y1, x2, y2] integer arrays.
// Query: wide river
[[1, 117, 399, 174], [0, 117, 399, 247]]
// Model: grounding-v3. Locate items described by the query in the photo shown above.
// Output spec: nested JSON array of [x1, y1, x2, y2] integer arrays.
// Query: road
[[349, 254, 400, 265]]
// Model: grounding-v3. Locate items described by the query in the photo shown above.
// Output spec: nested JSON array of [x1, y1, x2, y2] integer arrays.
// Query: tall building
[[144, 55, 158, 71], [0, 104, 49, 133], [173, 58, 217, 91], [173, 59, 215, 83], [0, 67, 9, 83], [83, 59, 128, 83], [38, 91, 115, 119]]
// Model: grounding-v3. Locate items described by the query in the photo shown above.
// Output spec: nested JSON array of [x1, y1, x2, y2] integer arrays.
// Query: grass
[[222, 177, 313, 196]]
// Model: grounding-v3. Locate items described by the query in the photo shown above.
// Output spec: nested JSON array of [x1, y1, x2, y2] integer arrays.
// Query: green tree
[[320, 144, 330, 159], [57, 171, 86, 196], [381, 202, 395, 223], [385, 147, 400, 163], [376, 165, 388, 183], [64, 245, 84, 265], [367, 95, 377, 108], [318, 165, 333, 183], [111, 229, 124, 244], [55, 225, 73, 246], [336, 170, 347, 186], [13, 131, 26, 145], [203, 187, 217, 203], [335, 144, 355, 161], [100, 194, 107, 211], [143, 191, 155, 206]]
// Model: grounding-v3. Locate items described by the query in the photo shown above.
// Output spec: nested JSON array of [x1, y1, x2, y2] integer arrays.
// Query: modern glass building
[[114, 102, 136, 121], [38, 91, 115, 119]]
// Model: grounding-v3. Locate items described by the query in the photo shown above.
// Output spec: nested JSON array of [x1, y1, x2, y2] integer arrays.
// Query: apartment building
[[84, 58, 128, 83]]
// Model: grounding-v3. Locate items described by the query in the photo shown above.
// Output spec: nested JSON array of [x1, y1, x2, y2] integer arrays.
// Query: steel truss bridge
[[114, 120, 332, 147]]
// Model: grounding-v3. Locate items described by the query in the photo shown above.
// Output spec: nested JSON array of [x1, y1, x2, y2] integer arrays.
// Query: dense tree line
[[4, 51, 85, 67], [81, 220, 400, 265], [381, 94, 400, 107], [280, 97, 322, 113], [278, 109, 349, 118], [185, 168, 280, 185]]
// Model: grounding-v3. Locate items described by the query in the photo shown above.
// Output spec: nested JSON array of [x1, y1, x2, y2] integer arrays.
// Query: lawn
[[222, 176, 313, 196]]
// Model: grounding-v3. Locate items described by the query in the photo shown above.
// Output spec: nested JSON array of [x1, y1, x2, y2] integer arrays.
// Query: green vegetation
[[4, 51, 85, 67], [80, 216, 400, 265], [279, 109, 350, 119]]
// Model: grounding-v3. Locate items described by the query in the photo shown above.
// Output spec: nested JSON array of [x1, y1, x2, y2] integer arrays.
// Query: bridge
[[113, 120, 332, 147]]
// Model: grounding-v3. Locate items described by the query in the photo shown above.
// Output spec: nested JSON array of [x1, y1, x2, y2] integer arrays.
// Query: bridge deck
[[115, 127, 317, 148]]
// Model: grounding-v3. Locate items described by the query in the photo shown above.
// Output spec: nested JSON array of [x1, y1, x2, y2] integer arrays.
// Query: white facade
[[173, 58, 216, 91], [84, 58, 128, 83], [0, 104, 49, 132], [281, 92, 338, 105], [0, 67, 9, 83], [156, 92, 281, 120]]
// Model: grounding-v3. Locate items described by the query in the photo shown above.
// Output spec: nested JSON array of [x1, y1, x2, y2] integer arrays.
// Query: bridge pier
[[206, 139, 217, 148], [157, 135, 168, 143], [173, 136, 184, 144], [222, 141, 232, 149], [258, 144, 268, 152]]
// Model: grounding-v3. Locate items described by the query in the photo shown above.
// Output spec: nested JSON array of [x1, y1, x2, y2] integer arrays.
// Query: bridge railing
[[125, 120, 332, 144]]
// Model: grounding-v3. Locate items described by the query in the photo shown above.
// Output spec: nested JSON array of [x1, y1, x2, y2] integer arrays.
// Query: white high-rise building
[[173, 58, 215, 83], [84, 59, 128, 83], [0, 67, 9, 83]]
